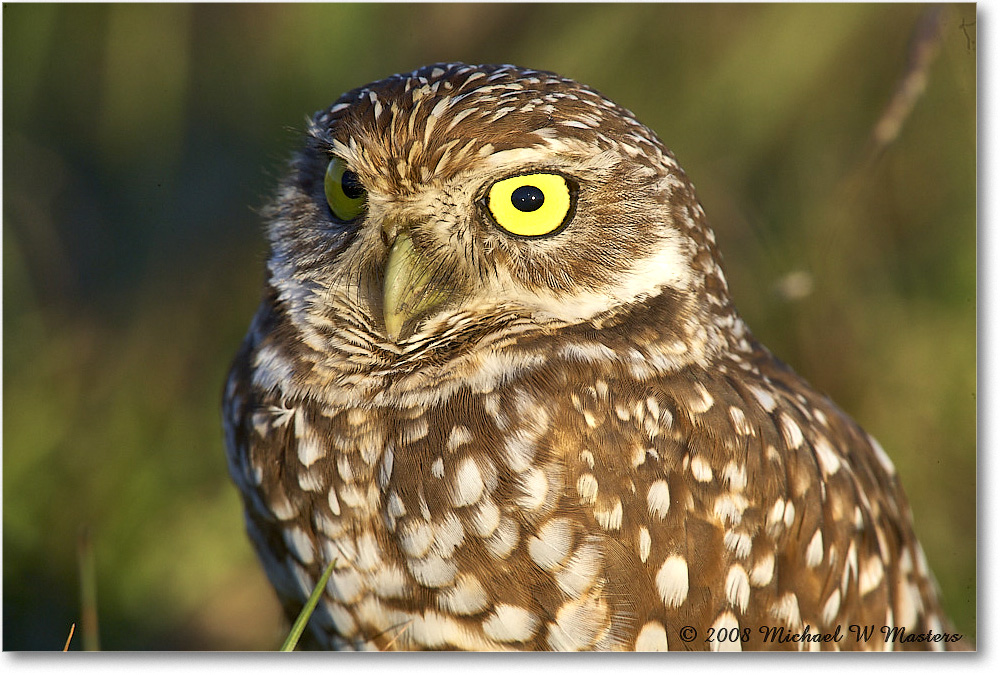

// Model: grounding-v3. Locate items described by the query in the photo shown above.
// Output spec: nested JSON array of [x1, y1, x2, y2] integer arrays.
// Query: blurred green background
[[3, 3, 975, 650]]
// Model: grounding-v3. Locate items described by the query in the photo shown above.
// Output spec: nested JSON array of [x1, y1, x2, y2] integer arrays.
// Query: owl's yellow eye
[[324, 157, 366, 221], [486, 173, 573, 237]]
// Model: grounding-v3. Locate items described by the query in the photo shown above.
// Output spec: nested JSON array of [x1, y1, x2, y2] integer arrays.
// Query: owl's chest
[[257, 391, 564, 648], [241, 324, 792, 648], [243, 363, 822, 649], [281, 388, 565, 540]]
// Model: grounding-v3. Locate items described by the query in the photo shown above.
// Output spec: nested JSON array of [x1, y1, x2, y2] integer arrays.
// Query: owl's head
[[265, 63, 742, 370]]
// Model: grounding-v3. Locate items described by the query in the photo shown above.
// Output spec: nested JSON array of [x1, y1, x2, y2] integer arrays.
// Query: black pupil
[[511, 185, 544, 212], [341, 170, 365, 200]]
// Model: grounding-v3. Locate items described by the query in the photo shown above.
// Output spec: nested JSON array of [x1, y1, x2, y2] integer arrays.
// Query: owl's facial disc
[[306, 65, 706, 343]]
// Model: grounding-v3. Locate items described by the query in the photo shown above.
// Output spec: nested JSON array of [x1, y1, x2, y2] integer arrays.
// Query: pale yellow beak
[[382, 230, 447, 340]]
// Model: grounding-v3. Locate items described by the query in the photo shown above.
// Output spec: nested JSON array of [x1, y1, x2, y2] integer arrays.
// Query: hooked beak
[[381, 229, 448, 341]]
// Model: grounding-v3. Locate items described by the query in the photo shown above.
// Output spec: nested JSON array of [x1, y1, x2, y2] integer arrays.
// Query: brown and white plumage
[[223, 63, 959, 650]]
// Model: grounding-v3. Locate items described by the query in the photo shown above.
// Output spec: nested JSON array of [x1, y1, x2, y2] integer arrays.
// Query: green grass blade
[[279, 559, 337, 651]]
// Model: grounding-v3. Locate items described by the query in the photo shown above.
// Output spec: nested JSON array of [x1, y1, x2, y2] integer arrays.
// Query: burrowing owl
[[223, 63, 961, 650]]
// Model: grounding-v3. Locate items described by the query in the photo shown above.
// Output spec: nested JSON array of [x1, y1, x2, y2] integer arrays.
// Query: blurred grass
[[2, 3, 975, 649]]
